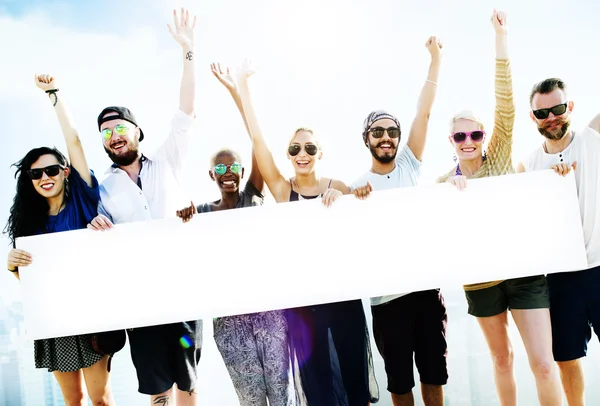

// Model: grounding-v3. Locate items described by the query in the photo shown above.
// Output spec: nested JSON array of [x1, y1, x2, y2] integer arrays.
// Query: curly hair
[[3, 147, 69, 245]]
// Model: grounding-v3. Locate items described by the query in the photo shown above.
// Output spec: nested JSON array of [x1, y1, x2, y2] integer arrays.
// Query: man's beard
[[538, 118, 571, 141], [104, 144, 139, 166], [369, 141, 397, 164]]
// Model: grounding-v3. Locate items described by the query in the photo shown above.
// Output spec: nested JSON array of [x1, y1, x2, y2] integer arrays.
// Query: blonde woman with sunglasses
[[236, 60, 379, 406], [436, 9, 562, 406]]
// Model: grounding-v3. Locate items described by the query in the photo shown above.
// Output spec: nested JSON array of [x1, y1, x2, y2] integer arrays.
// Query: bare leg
[[53, 370, 86, 406], [557, 359, 585, 406], [391, 391, 414, 406], [151, 387, 174, 406], [511, 309, 562, 406], [421, 383, 443, 406], [477, 311, 516, 406], [82, 355, 115, 406]]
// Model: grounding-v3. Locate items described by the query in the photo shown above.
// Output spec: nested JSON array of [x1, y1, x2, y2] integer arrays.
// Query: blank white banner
[[17, 169, 587, 340]]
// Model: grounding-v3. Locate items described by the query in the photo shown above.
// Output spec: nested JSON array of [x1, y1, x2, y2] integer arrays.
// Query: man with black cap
[[87, 8, 202, 406], [349, 36, 447, 406]]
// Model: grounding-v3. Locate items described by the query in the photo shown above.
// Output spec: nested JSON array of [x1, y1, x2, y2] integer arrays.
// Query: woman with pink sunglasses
[[436, 9, 562, 406]]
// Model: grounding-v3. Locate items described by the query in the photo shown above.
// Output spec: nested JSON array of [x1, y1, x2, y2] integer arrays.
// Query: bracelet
[[45, 88, 59, 106], [426, 80, 438, 86], [8, 267, 18, 273]]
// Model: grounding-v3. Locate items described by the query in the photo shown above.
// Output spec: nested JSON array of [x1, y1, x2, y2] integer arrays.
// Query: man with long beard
[[349, 36, 446, 406], [86, 8, 203, 406], [517, 78, 600, 406]]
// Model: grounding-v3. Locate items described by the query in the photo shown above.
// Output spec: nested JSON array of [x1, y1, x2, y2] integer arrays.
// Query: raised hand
[[237, 58, 257, 83], [8, 248, 32, 271], [211, 63, 236, 93], [168, 7, 197, 50], [425, 36, 443, 60], [34, 73, 57, 91], [491, 9, 508, 34]]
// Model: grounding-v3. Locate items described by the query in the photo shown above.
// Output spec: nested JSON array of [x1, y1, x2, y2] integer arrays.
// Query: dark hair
[[3, 147, 69, 245], [529, 78, 567, 106]]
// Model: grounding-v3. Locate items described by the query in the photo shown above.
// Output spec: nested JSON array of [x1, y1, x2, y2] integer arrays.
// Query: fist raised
[[34, 73, 57, 91]]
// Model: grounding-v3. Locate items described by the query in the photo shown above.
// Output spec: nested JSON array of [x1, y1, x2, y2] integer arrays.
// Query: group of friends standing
[[4, 6, 600, 406]]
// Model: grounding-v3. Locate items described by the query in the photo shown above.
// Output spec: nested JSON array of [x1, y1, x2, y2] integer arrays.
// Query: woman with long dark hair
[[4, 74, 115, 406]]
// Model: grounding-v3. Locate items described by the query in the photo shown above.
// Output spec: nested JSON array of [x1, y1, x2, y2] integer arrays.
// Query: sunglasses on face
[[214, 162, 242, 175], [27, 164, 65, 180], [532, 103, 568, 120], [100, 124, 130, 141], [369, 126, 401, 139], [288, 143, 318, 156], [452, 130, 485, 143]]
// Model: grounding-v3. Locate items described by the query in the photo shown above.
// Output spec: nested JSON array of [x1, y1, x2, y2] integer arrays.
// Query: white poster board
[[17, 170, 588, 340]]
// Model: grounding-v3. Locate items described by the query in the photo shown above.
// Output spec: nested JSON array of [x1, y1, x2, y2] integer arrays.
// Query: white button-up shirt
[[98, 109, 194, 224]]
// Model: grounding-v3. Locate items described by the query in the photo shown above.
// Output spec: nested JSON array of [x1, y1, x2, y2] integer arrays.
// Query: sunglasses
[[100, 124, 130, 141], [27, 164, 65, 180], [288, 144, 318, 156], [452, 130, 485, 143], [369, 126, 401, 139], [214, 162, 242, 175], [532, 103, 568, 120]]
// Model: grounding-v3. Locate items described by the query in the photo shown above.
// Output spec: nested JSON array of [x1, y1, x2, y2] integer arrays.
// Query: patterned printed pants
[[213, 310, 294, 406]]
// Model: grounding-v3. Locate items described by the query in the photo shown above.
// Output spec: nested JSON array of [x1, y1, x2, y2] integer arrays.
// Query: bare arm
[[485, 10, 515, 165], [34, 74, 92, 186], [406, 36, 443, 161], [168, 8, 197, 117], [211, 63, 264, 194], [236, 63, 289, 202]]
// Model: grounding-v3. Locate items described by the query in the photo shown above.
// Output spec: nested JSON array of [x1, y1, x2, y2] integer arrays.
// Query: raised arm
[[484, 9, 515, 165], [34, 74, 92, 186], [210, 63, 264, 194], [405, 36, 443, 161], [236, 60, 290, 202], [168, 8, 196, 117]]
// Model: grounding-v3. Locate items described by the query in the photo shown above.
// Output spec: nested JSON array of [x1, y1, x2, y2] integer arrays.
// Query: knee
[[89, 393, 111, 406], [63, 391, 85, 406], [531, 361, 554, 380], [491, 351, 514, 373]]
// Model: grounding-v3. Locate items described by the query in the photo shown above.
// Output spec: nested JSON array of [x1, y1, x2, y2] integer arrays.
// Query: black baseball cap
[[97, 106, 145, 142]]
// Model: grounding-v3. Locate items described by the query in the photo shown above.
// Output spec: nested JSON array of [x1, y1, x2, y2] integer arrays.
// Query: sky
[[0, 0, 599, 297]]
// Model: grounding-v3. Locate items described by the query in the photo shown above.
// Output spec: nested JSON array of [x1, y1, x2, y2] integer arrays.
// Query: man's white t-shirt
[[522, 125, 600, 269], [351, 143, 422, 306]]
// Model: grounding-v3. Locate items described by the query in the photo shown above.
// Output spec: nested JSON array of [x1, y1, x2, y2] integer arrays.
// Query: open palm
[[211, 63, 236, 92], [168, 7, 196, 49]]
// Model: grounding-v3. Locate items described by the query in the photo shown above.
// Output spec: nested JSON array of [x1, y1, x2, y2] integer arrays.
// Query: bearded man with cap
[[349, 36, 447, 406], [87, 8, 202, 406]]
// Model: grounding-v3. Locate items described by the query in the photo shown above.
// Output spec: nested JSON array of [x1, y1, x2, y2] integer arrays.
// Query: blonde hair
[[449, 109, 485, 133], [288, 127, 323, 150], [209, 147, 242, 167]]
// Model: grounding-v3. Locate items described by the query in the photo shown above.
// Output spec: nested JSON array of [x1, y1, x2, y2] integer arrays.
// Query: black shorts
[[371, 289, 448, 395], [546, 265, 600, 362], [128, 320, 203, 395], [464, 275, 550, 318]]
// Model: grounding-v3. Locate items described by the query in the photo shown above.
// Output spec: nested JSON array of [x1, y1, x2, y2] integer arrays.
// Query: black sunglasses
[[288, 144, 318, 156], [27, 164, 65, 180], [532, 103, 568, 120], [369, 126, 401, 139]]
